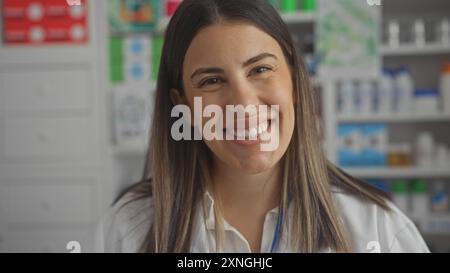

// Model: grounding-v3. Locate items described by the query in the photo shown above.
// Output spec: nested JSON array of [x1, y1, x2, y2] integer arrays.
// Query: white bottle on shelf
[[415, 132, 435, 168], [377, 69, 394, 115], [437, 18, 450, 46], [387, 20, 400, 48], [412, 19, 426, 47], [414, 88, 439, 115], [394, 67, 414, 114], [439, 63, 450, 114]]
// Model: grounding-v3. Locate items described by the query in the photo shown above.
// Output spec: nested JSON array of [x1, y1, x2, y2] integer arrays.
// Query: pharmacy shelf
[[337, 113, 450, 123], [343, 167, 450, 178], [420, 215, 450, 235], [280, 11, 317, 24], [381, 43, 450, 56]]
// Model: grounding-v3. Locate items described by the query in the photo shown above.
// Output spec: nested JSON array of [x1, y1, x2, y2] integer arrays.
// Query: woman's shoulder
[[330, 187, 430, 252], [94, 189, 153, 253], [111, 190, 154, 233]]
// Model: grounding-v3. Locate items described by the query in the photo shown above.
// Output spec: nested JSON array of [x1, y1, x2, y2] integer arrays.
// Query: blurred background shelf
[[381, 43, 450, 56], [337, 113, 450, 123], [420, 214, 450, 235], [343, 167, 450, 178]]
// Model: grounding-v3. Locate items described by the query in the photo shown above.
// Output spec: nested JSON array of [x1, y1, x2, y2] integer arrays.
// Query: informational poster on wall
[[108, 35, 163, 84], [317, 0, 380, 79], [113, 86, 154, 147], [108, 0, 161, 34], [2, 0, 89, 45]]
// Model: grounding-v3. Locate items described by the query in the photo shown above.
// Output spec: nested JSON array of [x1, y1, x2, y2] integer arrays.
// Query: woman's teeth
[[231, 122, 269, 140]]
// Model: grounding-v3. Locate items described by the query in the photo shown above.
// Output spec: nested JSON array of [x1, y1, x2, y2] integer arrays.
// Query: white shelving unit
[[322, 0, 450, 249], [381, 43, 450, 56], [337, 113, 450, 123], [420, 214, 450, 235], [342, 167, 450, 179], [323, 1, 450, 182]]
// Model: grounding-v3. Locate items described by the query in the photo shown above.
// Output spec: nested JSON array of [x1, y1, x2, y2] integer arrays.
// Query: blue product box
[[361, 123, 387, 167], [337, 124, 362, 167]]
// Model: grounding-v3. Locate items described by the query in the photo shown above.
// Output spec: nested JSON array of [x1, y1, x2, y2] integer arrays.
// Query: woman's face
[[179, 22, 295, 174]]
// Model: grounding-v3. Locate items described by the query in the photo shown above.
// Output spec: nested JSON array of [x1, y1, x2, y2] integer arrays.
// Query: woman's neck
[[211, 158, 281, 215], [209, 158, 282, 252]]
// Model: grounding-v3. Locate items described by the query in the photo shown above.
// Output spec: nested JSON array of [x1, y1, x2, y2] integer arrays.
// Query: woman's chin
[[232, 155, 276, 174]]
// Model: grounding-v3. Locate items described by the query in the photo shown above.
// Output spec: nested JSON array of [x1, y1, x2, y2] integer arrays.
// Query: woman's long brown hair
[[120, 0, 391, 253]]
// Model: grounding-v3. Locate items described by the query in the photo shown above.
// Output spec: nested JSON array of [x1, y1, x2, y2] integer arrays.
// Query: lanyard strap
[[269, 195, 292, 253], [269, 209, 283, 253]]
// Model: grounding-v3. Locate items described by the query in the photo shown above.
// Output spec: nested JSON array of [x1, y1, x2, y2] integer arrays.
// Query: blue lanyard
[[269, 209, 283, 253], [270, 195, 291, 253]]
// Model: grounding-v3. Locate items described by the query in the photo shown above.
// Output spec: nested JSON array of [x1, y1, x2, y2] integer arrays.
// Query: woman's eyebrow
[[242, 52, 277, 67], [190, 52, 277, 80], [190, 67, 224, 80]]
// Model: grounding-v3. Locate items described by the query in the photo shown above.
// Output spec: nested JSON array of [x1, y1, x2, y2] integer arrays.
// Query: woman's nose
[[227, 78, 260, 107]]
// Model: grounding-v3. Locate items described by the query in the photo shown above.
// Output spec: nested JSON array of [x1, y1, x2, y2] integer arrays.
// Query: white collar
[[202, 190, 281, 231]]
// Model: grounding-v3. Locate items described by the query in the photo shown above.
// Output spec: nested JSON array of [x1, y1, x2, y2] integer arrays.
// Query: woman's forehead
[[183, 22, 283, 68]]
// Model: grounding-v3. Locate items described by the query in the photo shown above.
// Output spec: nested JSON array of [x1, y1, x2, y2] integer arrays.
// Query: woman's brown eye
[[200, 77, 222, 87], [251, 66, 271, 75]]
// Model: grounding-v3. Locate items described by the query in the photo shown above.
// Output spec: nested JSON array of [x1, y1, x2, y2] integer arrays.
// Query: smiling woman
[[95, 0, 430, 253]]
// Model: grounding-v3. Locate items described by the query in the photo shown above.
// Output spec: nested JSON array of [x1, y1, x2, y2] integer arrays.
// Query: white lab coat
[[94, 187, 430, 253]]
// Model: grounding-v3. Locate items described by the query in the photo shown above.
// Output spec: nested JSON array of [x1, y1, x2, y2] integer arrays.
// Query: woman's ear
[[170, 88, 195, 126], [170, 88, 185, 105]]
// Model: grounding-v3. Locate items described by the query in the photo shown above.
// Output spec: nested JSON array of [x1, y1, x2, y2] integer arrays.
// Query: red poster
[[2, 0, 89, 45]]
